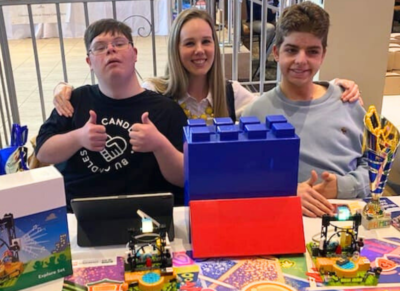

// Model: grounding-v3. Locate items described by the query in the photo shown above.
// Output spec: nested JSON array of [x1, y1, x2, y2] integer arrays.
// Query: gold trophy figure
[[362, 106, 399, 229]]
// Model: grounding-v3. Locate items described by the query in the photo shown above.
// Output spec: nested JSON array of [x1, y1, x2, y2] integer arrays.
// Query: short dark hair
[[84, 19, 133, 51], [275, 2, 330, 49]]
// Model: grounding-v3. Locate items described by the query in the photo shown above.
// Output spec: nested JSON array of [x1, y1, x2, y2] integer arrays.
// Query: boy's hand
[[298, 170, 334, 218], [53, 83, 74, 117], [80, 110, 107, 151], [129, 112, 166, 153], [334, 78, 363, 105], [313, 171, 338, 199]]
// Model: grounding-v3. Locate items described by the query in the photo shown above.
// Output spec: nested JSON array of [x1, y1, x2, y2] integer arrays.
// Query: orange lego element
[[124, 270, 146, 284], [315, 258, 334, 273], [356, 257, 372, 272], [121, 283, 129, 291], [316, 256, 371, 278], [124, 269, 177, 288]]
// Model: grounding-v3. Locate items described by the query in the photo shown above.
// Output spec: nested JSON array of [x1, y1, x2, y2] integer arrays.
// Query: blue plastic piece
[[187, 119, 207, 127], [142, 272, 161, 284], [217, 125, 239, 141], [213, 117, 234, 126], [272, 123, 295, 138], [245, 124, 268, 140], [265, 115, 287, 129], [190, 126, 211, 142], [184, 115, 300, 205], [239, 116, 260, 130]]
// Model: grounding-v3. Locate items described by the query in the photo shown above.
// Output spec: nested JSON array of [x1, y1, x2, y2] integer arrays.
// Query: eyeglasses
[[88, 39, 133, 56]]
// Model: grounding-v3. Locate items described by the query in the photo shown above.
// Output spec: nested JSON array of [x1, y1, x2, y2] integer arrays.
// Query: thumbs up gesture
[[129, 112, 165, 153], [80, 110, 107, 151]]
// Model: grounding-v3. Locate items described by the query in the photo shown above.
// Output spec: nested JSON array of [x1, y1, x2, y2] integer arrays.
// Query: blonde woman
[[142, 8, 252, 121], [53, 9, 361, 120]]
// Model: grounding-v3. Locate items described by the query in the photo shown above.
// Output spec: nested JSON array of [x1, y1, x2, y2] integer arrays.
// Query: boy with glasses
[[36, 19, 187, 211]]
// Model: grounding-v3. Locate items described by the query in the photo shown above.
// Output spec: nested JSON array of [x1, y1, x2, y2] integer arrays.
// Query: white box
[[0, 166, 72, 291]]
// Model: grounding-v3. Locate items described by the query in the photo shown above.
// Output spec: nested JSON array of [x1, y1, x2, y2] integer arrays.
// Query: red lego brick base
[[190, 196, 305, 258]]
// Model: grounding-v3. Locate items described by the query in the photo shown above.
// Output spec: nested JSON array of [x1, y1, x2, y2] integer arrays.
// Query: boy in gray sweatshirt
[[243, 2, 368, 218]]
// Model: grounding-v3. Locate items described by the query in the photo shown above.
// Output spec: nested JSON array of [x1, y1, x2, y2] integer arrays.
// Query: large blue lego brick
[[184, 116, 300, 204]]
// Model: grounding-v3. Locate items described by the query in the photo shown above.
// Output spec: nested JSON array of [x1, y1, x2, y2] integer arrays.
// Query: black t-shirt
[[36, 85, 187, 210]]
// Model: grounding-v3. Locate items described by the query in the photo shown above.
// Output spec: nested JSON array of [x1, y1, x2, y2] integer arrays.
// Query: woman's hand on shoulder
[[53, 82, 74, 117], [333, 78, 364, 106]]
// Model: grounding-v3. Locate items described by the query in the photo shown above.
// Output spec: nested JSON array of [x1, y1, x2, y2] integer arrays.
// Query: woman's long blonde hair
[[148, 8, 228, 117]]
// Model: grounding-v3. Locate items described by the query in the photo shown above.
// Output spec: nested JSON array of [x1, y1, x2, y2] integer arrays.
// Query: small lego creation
[[307, 212, 382, 286], [124, 210, 177, 291], [0, 214, 24, 285]]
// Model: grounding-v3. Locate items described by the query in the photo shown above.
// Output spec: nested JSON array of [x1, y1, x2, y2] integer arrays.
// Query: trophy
[[362, 106, 399, 230]]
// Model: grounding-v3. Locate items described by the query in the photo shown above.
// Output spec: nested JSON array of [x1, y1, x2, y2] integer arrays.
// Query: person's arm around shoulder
[[332, 78, 363, 105], [141, 80, 156, 91], [231, 81, 258, 118], [241, 94, 258, 117], [53, 82, 74, 117], [37, 110, 107, 164], [129, 110, 185, 187]]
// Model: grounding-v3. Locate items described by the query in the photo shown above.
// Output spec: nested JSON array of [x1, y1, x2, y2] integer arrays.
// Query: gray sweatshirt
[[243, 82, 369, 199]]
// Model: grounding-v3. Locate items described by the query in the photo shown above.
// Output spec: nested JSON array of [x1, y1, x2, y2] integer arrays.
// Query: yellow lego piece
[[125, 269, 177, 289], [124, 270, 146, 284], [173, 264, 199, 274], [356, 257, 371, 272]]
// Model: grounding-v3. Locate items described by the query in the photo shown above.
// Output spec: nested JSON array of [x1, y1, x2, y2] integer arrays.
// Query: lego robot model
[[123, 210, 176, 290], [314, 212, 364, 257], [126, 211, 172, 269], [309, 210, 382, 286]]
